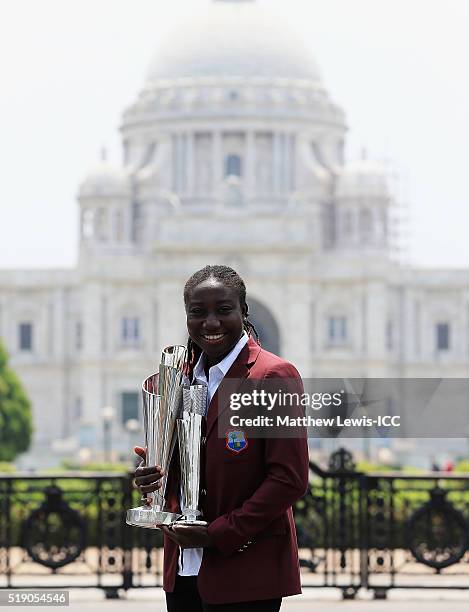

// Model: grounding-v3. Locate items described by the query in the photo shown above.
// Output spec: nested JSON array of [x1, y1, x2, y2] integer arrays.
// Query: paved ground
[[61, 588, 469, 611], [3, 587, 469, 610]]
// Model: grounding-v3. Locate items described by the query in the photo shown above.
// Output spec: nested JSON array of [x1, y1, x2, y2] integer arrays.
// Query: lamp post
[[102, 406, 115, 463], [77, 447, 91, 466], [125, 418, 141, 464]]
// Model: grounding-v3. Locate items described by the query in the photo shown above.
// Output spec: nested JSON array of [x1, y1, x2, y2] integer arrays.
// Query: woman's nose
[[203, 312, 221, 329]]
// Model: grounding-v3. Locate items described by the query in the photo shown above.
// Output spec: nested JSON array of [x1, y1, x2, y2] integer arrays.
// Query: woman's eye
[[189, 308, 203, 315], [219, 306, 233, 313]]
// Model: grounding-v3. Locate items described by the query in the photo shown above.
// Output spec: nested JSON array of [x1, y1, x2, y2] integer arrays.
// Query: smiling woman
[[183, 265, 259, 371], [133, 264, 309, 612]]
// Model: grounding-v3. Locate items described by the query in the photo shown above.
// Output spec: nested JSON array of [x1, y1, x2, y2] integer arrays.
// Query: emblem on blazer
[[226, 430, 248, 454]]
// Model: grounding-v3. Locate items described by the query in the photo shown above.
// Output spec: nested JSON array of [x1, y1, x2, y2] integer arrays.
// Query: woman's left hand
[[162, 524, 213, 549]]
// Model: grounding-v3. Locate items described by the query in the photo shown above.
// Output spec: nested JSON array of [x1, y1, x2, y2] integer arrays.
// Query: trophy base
[[126, 506, 181, 528], [173, 518, 208, 527]]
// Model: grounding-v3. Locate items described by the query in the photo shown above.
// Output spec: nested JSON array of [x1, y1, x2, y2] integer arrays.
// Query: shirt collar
[[193, 331, 249, 382]]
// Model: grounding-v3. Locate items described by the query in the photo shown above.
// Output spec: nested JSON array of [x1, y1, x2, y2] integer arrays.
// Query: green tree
[[0, 341, 33, 461]]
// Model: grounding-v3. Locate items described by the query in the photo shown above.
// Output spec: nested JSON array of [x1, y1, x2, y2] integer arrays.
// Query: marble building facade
[[1, 0, 467, 466]]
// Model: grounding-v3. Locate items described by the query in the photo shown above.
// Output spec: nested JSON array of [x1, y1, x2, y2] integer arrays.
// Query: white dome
[[147, 0, 322, 83], [336, 161, 389, 199], [79, 162, 131, 198]]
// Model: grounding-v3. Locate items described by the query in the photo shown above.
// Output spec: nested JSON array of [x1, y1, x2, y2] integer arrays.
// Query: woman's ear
[[242, 303, 249, 319]]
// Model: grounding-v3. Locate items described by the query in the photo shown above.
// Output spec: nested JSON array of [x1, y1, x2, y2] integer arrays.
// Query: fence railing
[[296, 448, 469, 598], [0, 449, 468, 599]]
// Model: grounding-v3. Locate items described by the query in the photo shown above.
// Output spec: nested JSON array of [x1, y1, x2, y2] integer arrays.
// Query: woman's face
[[185, 278, 246, 364]]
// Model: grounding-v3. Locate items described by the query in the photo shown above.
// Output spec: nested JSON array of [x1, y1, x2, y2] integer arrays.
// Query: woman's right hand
[[133, 446, 165, 494]]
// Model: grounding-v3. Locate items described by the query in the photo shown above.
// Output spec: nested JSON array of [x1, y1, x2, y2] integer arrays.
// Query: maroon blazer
[[163, 336, 309, 605]]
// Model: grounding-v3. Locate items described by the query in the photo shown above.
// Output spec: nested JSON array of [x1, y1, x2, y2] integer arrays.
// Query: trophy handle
[[140, 445, 149, 506], [126, 352, 185, 529]]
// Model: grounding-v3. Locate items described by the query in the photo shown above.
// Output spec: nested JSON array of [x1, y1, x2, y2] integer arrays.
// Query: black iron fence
[[0, 449, 468, 599], [296, 448, 469, 598]]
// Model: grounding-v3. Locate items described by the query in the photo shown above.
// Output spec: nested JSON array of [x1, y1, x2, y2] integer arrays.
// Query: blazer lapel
[[206, 337, 261, 440]]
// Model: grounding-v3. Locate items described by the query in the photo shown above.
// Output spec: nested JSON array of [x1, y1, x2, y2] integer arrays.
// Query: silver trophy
[[126, 345, 186, 528], [175, 384, 208, 525]]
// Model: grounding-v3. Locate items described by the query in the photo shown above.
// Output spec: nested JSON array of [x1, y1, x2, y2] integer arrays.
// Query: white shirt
[[178, 331, 249, 576]]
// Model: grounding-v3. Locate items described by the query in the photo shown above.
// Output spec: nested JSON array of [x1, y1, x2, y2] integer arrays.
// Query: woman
[[134, 265, 309, 612]]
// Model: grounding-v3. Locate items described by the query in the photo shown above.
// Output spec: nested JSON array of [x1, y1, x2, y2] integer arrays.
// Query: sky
[[0, 0, 468, 269]]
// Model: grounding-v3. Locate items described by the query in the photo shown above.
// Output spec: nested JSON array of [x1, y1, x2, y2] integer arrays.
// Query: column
[[284, 133, 291, 194], [179, 134, 187, 193], [289, 135, 296, 191], [81, 283, 104, 445], [273, 133, 282, 193], [47, 300, 54, 357], [212, 131, 223, 191], [361, 289, 367, 355], [353, 206, 360, 246], [465, 298, 469, 358], [365, 282, 387, 366], [101, 294, 108, 355], [186, 132, 194, 195], [245, 131, 255, 196], [414, 296, 421, 358], [171, 135, 178, 191], [457, 294, 464, 360]]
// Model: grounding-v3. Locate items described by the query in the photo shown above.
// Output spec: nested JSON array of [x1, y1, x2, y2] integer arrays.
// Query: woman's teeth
[[204, 334, 225, 340]]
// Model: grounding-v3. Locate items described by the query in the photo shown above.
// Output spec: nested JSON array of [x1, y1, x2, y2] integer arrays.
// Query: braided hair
[[183, 265, 260, 370]]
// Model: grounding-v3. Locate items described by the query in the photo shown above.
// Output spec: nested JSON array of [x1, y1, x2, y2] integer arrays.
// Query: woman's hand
[[162, 524, 213, 549], [133, 447, 212, 548], [133, 446, 165, 499]]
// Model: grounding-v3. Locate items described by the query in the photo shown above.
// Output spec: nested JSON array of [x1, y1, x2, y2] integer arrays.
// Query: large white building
[[1, 0, 467, 466]]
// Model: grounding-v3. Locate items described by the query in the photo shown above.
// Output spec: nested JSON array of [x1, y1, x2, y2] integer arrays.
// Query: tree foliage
[[0, 342, 33, 461]]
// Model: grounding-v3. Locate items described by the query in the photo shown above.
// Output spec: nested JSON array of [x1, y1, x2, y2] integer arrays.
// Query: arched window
[[381, 210, 388, 239], [359, 208, 373, 241], [327, 315, 348, 346], [82, 209, 94, 238], [18, 322, 33, 351], [96, 207, 108, 241], [248, 297, 281, 356], [114, 210, 124, 242], [121, 316, 140, 347], [121, 391, 139, 424], [343, 210, 353, 238], [386, 320, 393, 350], [225, 154, 242, 177], [75, 320, 83, 351], [436, 322, 450, 351]]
